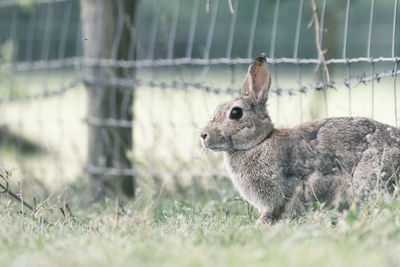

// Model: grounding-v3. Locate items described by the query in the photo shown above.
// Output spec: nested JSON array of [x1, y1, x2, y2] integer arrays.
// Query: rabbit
[[200, 53, 400, 224]]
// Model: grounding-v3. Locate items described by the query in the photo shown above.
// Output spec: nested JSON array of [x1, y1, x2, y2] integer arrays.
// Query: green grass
[[0, 182, 399, 267]]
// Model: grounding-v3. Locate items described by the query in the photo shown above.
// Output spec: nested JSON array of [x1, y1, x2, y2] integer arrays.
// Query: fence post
[[80, 0, 136, 199]]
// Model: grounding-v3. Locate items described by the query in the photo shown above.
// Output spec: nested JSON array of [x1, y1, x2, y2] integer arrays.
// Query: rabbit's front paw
[[255, 212, 276, 226]]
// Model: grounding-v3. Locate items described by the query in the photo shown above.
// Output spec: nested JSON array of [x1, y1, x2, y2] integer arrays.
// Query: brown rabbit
[[200, 54, 400, 224]]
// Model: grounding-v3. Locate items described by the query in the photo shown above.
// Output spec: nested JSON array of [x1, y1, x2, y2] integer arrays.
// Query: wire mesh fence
[[0, 0, 399, 197]]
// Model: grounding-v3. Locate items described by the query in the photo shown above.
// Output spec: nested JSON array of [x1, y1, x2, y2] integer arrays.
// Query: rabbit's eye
[[229, 107, 243, 120]]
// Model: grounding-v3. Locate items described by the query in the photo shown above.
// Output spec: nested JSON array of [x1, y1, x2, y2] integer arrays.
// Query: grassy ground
[[0, 178, 399, 267]]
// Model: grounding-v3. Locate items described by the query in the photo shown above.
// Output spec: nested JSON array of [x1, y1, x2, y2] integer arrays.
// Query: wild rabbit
[[200, 54, 400, 224]]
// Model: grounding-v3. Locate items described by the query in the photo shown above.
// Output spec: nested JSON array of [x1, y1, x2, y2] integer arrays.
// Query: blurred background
[[0, 0, 399, 202]]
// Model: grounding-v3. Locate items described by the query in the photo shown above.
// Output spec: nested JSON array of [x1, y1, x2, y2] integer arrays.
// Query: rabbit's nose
[[200, 132, 208, 140]]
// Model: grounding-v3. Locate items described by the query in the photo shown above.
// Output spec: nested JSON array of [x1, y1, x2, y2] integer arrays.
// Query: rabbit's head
[[201, 54, 273, 151]]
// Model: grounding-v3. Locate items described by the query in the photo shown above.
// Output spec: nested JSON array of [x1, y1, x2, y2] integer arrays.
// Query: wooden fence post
[[80, 0, 136, 199]]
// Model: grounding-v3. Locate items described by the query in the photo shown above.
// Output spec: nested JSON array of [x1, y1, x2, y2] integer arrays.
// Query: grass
[[0, 177, 400, 267]]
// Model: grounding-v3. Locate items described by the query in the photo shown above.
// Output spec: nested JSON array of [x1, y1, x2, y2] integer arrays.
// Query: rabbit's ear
[[241, 55, 271, 105]]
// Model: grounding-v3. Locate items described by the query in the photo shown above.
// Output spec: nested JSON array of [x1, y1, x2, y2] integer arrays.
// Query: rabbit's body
[[201, 54, 400, 224], [225, 117, 400, 222]]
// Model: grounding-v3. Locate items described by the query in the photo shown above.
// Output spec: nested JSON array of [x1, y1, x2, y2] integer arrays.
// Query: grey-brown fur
[[200, 54, 400, 224]]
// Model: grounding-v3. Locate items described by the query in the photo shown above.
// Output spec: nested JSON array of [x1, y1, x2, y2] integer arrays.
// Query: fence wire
[[0, 0, 399, 196]]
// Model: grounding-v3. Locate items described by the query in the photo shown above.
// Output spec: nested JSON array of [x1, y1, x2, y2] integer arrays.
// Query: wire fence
[[0, 0, 399, 197]]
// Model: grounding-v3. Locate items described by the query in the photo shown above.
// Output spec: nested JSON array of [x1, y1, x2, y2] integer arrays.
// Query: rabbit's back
[[290, 117, 400, 175], [290, 117, 400, 205]]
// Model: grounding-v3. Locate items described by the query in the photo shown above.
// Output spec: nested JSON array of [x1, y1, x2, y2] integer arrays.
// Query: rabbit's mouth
[[200, 137, 231, 151]]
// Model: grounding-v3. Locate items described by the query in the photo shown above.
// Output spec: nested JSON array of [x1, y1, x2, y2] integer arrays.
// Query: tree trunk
[[80, 0, 136, 199]]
